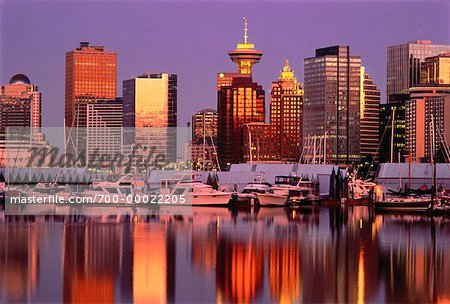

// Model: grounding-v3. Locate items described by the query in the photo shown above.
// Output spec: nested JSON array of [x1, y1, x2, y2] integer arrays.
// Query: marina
[[1, 204, 450, 303]]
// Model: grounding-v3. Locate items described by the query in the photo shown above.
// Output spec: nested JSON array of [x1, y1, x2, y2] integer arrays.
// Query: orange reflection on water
[[70, 276, 114, 303], [133, 223, 166, 304], [1, 207, 450, 303], [216, 235, 264, 303], [268, 234, 301, 304], [357, 244, 365, 304]]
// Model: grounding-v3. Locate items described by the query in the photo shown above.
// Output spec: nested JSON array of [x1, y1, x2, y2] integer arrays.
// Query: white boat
[[74, 175, 134, 204], [347, 172, 376, 200], [159, 175, 232, 206], [372, 185, 432, 212], [18, 183, 72, 201], [257, 176, 317, 206], [236, 173, 272, 203]]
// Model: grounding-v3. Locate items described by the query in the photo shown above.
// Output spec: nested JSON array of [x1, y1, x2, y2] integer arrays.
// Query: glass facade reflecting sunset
[[304, 46, 361, 164], [360, 67, 380, 165], [65, 42, 117, 127], [270, 60, 303, 162], [217, 74, 265, 166], [387, 40, 450, 101], [123, 73, 177, 162]]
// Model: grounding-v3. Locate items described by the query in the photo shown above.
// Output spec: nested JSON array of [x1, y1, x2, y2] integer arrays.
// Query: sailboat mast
[[390, 107, 396, 163], [249, 130, 253, 165], [202, 113, 206, 170], [431, 111, 437, 205]]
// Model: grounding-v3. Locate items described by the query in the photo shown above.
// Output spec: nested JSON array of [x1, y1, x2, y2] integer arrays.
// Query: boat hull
[[188, 193, 233, 206], [256, 193, 288, 206], [373, 200, 432, 212]]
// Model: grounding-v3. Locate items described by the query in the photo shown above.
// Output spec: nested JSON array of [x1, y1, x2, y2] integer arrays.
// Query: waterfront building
[[303, 46, 362, 164], [74, 98, 123, 170], [360, 67, 381, 166], [421, 53, 450, 85], [0, 74, 49, 167], [123, 73, 177, 163], [387, 40, 450, 101], [217, 18, 265, 168], [65, 42, 117, 127], [243, 122, 279, 163], [0, 97, 31, 131], [406, 86, 450, 162], [227, 17, 263, 75], [192, 109, 218, 144], [191, 109, 218, 170], [1, 73, 41, 128], [379, 99, 407, 163], [270, 60, 303, 162]]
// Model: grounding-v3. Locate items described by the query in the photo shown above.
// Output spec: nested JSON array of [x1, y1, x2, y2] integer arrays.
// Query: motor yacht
[[257, 175, 317, 206], [159, 175, 233, 206]]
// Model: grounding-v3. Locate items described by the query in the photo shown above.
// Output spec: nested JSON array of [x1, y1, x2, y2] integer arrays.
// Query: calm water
[[1, 205, 450, 303]]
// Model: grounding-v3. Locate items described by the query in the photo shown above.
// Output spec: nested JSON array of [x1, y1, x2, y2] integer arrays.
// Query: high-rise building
[[192, 109, 218, 144], [0, 74, 50, 167], [406, 86, 450, 162], [123, 73, 177, 162], [0, 97, 31, 131], [421, 53, 450, 85], [379, 99, 407, 163], [227, 17, 263, 75], [74, 98, 123, 169], [243, 123, 279, 163], [65, 42, 117, 127], [1, 73, 41, 128], [360, 67, 380, 165], [217, 18, 265, 168], [270, 60, 303, 162], [191, 109, 218, 169], [303, 46, 361, 164], [217, 75, 265, 167], [387, 40, 450, 101]]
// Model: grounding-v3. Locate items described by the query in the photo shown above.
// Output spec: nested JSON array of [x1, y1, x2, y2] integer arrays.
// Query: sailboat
[[373, 110, 435, 213]]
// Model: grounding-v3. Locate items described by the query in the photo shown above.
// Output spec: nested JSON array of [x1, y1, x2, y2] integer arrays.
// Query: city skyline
[[2, 1, 448, 127]]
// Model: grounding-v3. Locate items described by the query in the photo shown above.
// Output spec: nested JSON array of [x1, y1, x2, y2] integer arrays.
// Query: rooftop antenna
[[418, 24, 422, 40], [243, 16, 248, 44]]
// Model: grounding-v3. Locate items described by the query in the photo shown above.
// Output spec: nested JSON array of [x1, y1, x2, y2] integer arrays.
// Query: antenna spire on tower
[[243, 16, 248, 44]]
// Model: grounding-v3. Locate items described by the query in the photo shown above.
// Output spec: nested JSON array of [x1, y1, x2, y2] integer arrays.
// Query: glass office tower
[[387, 40, 450, 101], [65, 42, 117, 127], [304, 46, 361, 164]]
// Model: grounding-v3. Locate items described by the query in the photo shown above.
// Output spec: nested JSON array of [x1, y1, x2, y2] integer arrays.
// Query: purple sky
[[1, 1, 449, 127]]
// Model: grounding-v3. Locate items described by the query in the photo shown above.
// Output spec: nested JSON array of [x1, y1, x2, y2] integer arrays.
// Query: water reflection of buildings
[[216, 232, 265, 303], [268, 229, 301, 303], [132, 223, 175, 303], [62, 221, 176, 304], [1, 210, 450, 303], [62, 223, 133, 303], [0, 225, 39, 302], [376, 217, 450, 303]]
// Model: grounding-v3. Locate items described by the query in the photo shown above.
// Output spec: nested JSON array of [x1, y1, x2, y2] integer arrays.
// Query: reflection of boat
[[257, 176, 317, 206], [160, 175, 232, 206]]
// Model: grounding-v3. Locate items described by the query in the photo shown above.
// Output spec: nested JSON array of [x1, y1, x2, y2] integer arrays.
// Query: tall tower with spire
[[270, 60, 304, 162], [228, 17, 263, 75], [217, 17, 265, 168]]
